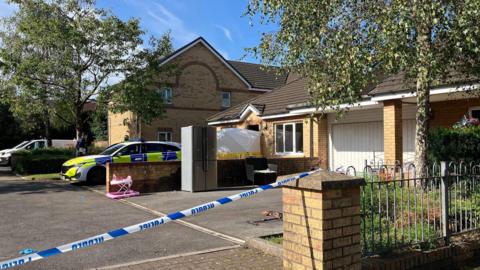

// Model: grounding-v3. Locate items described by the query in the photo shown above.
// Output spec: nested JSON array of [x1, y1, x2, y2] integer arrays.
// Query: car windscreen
[[100, 144, 124, 156], [13, 141, 29, 149]]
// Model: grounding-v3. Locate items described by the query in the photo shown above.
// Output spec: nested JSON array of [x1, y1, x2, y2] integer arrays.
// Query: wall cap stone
[[107, 160, 181, 168], [284, 170, 365, 191]]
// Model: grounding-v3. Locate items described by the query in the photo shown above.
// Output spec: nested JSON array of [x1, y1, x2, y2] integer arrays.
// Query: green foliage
[[0, 0, 171, 138], [11, 148, 75, 174], [428, 127, 480, 162], [0, 103, 24, 149], [90, 95, 108, 141], [108, 34, 175, 126], [247, 0, 480, 176]]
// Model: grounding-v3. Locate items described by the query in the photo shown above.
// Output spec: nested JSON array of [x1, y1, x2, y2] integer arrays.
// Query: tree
[[108, 34, 175, 137], [0, 0, 169, 140], [247, 0, 480, 176]]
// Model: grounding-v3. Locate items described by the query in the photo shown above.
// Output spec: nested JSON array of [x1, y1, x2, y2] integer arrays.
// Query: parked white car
[[0, 139, 76, 165]]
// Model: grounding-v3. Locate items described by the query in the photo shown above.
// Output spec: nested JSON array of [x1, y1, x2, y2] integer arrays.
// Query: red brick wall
[[106, 161, 181, 193], [431, 98, 480, 128]]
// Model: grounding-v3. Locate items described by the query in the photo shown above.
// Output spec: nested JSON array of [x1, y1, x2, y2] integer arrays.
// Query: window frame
[[274, 122, 304, 155], [469, 106, 480, 119], [221, 91, 231, 108], [162, 87, 173, 104], [157, 131, 173, 142]]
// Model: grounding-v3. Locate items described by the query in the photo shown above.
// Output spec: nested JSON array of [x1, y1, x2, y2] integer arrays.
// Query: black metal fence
[[357, 161, 480, 256]]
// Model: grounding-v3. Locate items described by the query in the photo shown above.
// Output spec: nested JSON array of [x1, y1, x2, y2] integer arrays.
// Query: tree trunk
[[415, 74, 430, 178], [415, 30, 432, 178], [44, 109, 52, 147], [75, 106, 83, 140]]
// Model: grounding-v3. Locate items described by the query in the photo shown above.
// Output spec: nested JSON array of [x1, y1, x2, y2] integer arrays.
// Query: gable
[[160, 38, 251, 90]]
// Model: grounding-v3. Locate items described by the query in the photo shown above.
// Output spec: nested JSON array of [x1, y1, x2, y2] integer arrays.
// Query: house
[[207, 73, 480, 171], [108, 37, 288, 144]]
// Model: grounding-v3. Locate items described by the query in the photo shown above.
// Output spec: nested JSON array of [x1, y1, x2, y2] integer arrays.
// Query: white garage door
[[331, 122, 384, 171], [331, 120, 416, 171]]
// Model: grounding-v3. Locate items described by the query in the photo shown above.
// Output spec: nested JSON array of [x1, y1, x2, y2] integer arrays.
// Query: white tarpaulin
[[217, 128, 261, 159]]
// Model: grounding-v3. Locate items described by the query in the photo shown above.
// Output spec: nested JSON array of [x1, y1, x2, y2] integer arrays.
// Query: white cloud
[[147, 2, 198, 45], [217, 49, 229, 60], [214, 24, 233, 42]]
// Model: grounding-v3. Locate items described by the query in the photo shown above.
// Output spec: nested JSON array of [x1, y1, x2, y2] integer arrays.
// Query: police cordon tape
[[0, 169, 321, 269]]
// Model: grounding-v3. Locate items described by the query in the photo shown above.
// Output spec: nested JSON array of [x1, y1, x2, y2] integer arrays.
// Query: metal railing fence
[[358, 161, 480, 256]]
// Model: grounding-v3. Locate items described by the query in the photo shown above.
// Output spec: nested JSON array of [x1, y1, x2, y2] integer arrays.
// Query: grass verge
[[24, 173, 61, 181], [262, 234, 283, 245]]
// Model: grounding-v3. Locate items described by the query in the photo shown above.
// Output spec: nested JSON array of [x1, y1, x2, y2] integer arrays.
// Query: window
[[162, 144, 180, 152], [470, 107, 480, 119], [143, 143, 163, 153], [222, 92, 231, 108], [162, 87, 172, 104], [274, 122, 303, 154], [158, 131, 173, 142], [117, 143, 141, 156], [36, 141, 46, 149]]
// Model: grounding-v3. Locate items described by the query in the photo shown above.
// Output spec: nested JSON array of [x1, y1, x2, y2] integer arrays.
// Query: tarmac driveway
[[125, 185, 284, 240], [0, 172, 235, 270]]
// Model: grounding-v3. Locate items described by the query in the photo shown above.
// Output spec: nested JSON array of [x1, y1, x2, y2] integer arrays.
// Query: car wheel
[[86, 166, 106, 185]]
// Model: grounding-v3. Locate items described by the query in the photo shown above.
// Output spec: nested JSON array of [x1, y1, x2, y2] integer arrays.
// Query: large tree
[[108, 35, 175, 138], [247, 0, 480, 176], [0, 0, 172, 140]]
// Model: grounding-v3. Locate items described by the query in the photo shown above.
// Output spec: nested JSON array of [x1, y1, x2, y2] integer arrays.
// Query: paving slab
[[0, 178, 235, 270], [109, 247, 282, 270]]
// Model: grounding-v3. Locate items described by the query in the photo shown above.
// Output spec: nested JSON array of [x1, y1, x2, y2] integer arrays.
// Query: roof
[[208, 78, 308, 122], [159, 37, 288, 90], [228, 61, 288, 90], [369, 71, 479, 96], [208, 71, 480, 123]]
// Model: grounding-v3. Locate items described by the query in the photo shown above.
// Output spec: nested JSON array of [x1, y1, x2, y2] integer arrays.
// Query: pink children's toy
[[106, 175, 140, 199]]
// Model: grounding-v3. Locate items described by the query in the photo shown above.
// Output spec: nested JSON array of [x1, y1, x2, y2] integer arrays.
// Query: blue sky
[[0, 0, 277, 63]]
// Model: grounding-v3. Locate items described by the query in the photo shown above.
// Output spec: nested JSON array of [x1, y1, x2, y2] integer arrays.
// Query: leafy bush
[[11, 148, 75, 174], [428, 126, 480, 162]]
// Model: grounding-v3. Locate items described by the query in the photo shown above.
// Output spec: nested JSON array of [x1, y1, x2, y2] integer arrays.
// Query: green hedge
[[11, 148, 75, 174], [428, 126, 480, 162]]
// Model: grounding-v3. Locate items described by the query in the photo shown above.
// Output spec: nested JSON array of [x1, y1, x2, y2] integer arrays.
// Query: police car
[[60, 140, 181, 184]]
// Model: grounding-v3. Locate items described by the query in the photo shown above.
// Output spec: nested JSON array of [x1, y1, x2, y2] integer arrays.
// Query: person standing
[[76, 134, 87, 156]]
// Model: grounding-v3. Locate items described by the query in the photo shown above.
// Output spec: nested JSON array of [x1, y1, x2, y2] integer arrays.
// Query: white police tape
[[0, 169, 320, 269]]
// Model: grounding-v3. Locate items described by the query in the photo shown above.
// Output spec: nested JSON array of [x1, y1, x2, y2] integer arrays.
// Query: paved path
[[105, 247, 282, 270]]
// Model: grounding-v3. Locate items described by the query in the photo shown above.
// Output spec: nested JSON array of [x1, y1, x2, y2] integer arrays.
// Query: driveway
[[124, 184, 284, 240], [0, 171, 236, 270]]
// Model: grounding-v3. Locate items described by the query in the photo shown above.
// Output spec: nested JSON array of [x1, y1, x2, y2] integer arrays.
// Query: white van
[[0, 139, 76, 165]]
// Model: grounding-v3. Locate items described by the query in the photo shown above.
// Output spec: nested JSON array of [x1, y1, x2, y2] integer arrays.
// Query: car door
[[161, 144, 181, 161], [143, 143, 163, 162], [112, 143, 143, 163]]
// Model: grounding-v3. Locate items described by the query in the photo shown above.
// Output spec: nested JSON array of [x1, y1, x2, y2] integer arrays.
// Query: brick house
[[108, 37, 287, 144], [207, 73, 480, 171]]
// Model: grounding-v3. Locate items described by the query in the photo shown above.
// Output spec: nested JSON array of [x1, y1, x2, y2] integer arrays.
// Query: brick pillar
[[317, 116, 328, 169], [383, 99, 403, 164], [282, 171, 364, 270]]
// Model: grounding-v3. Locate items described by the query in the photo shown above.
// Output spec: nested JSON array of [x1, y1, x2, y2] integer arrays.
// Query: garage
[[328, 108, 416, 171]]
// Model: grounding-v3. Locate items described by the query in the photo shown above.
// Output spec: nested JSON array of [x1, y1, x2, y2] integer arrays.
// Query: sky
[[0, 0, 277, 63]]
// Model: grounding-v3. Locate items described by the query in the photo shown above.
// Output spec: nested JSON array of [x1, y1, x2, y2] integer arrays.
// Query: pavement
[[105, 246, 282, 270], [0, 167, 284, 270]]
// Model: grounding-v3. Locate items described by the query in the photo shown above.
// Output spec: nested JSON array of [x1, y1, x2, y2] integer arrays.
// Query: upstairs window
[[158, 131, 173, 142], [162, 87, 172, 104], [275, 122, 303, 154], [222, 92, 231, 108]]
